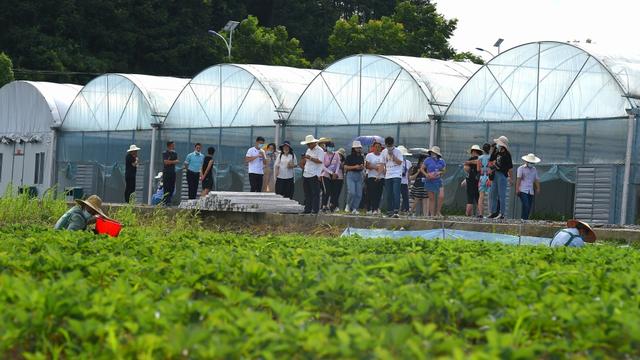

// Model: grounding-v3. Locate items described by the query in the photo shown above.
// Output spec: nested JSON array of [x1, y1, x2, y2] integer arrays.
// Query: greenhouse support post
[[48, 128, 58, 190], [428, 117, 437, 148], [147, 125, 159, 205], [620, 113, 636, 225]]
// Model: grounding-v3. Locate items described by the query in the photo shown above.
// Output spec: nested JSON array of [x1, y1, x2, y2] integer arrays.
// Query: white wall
[[0, 136, 53, 197]]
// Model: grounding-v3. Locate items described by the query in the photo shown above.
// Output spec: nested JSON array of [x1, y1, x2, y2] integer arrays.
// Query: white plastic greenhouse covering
[[163, 64, 320, 128], [287, 54, 480, 125], [61, 74, 190, 131], [0, 81, 82, 135]]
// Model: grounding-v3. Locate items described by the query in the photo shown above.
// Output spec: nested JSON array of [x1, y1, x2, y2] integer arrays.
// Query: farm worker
[[549, 219, 596, 247], [124, 144, 140, 203], [54, 195, 108, 231], [151, 172, 165, 205]]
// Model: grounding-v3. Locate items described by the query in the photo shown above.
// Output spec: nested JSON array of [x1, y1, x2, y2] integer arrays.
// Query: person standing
[[516, 153, 541, 220], [489, 136, 513, 219], [380, 137, 403, 218], [201, 147, 215, 197], [184, 143, 204, 200], [274, 141, 296, 199], [124, 144, 140, 203], [421, 146, 446, 217], [344, 141, 365, 215], [245, 136, 266, 192], [263, 143, 277, 192], [365, 141, 385, 215], [398, 146, 412, 214], [300, 135, 324, 214], [335, 148, 346, 211], [410, 153, 429, 216], [476, 143, 492, 218], [321, 142, 341, 212], [462, 145, 482, 216], [162, 141, 179, 205]]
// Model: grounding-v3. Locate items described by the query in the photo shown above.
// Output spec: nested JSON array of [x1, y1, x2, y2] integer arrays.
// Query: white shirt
[[274, 153, 296, 179], [246, 147, 265, 174], [401, 159, 412, 185], [365, 152, 384, 178], [381, 147, 404, 179], [550, 228, 585, 248], [303, 146, 325, 178]]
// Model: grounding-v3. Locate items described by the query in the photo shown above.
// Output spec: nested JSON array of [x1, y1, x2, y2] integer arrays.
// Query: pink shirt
[[322, 152, 342, 178]]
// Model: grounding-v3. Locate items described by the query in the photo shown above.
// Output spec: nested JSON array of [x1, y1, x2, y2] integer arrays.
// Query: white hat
[[397, 145, 412, 156], [521, 153, 541, 164], [351, 140, 363, 148], [469, 144, 482, 154], [300, 135, 320, 145], [429, 146, 442, 157], [154, 172, 163, 179], [127, 144, 141, 152], [493, 136, 509, 150]]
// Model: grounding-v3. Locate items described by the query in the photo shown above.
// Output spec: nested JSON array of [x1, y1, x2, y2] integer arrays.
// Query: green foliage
[[231, 16, 310, 68], [452, 51, 485, 65], [1, 201, 640, 357], [328, 15, 407, 59], [0, 186, 67, 227], [0, 52, 13, 87]]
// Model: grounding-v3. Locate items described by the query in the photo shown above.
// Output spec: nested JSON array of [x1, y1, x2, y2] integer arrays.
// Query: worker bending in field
[[54, 195, 108, 231], [549, 219, 596, 247]]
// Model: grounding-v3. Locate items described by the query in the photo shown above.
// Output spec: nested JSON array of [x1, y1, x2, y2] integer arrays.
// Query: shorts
[[466, 180, 479, 204], [478, 175, 491, 193], [410, 182, 428, 199], [424, 179, 441, 193]]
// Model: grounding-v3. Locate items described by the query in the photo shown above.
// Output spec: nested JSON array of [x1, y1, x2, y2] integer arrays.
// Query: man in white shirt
[[380, 136, 403, 217], [365, 141, 385, 214], [245, 136, 266, 192], [300, 135, 325, 214], [549, 219, 596, 247]]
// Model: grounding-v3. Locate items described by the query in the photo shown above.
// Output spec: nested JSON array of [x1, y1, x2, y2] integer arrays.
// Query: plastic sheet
[[341, 227, 552, 246]]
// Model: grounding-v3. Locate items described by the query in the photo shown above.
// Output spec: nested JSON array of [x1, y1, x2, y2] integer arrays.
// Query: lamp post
[[493, 38, 504, 54], [208, 20, 240, 61], [475, 47, 495, 59]]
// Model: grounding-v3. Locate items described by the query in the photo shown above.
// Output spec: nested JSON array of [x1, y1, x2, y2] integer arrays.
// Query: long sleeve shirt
[[54, 206, 92, 231]]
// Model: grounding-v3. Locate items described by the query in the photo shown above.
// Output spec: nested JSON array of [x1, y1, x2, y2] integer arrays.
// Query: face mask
[[496, 145, 501, 151], [431, 154, 437, 159], [327, 147, 335, 152], [526, 163, 532, 168]]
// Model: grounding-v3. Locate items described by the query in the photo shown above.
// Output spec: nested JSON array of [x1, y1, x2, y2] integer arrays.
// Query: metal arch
[[190, 84, 216, 128], [319, 73, 351, 124], [486, 66, 525, 120], [368, 69, 403, 124], [227, 78, 257, 127], [112, 84, 137, 131], [548, 56, 592, 120]]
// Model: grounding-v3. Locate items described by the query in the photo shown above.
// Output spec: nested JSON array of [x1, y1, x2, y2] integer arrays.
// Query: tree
[[228, 16, 310, 68], [453, 52, 484, 65], [0, 52, 14, 86], [392, 1, 457, 59], [328, 15, 406, 60]]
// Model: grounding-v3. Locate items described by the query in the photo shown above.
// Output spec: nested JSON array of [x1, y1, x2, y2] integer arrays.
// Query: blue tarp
[[341, 227, 552, 246]]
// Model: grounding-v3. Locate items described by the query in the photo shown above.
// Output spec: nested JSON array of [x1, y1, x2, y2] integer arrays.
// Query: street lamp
[[208, 20, 240, 61], [493, 38, 504, 54], [475, 47, 495, 58]]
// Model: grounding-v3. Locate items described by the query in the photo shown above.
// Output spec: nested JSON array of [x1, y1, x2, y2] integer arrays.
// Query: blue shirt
[[185, 151, 204, 173], [549, 228, 585, 248], [423, 157, 446, 184]]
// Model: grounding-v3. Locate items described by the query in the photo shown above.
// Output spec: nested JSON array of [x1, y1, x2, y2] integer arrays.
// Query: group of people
[[460, 135, 541, 220]]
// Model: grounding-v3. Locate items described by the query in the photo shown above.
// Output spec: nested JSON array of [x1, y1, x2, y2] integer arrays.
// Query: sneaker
[[497, 214, 505, 220], [392, 213, 400, 218], [351, 209, 359, 215], [367, 210, 373, 215], [488, 212, 500, 219]]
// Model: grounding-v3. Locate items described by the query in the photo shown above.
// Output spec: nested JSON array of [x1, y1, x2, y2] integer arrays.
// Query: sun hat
[[127, 144, 141, 152], [469, 144, 482, 154], [337, 148, 346, 156], [318, 137, 332, 143], [493, 136, 510, 150], [75, 195, 107, 219], [154, 172, 163, 179], [567, 219, 596, 243], [429, 146, 442, 157], [397, 145, 412, 156], [351, 140, 363, 148], [521, 153, 541, 164], [279, 140, 292, 151], [300, 135, 320, 145]]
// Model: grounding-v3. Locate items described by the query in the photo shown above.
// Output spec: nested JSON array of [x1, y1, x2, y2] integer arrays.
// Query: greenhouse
[[160, 64, 319, 196], [441, 41, 640, 224], [0, 81, 82, 196], [284, 54, 479, 157], [57, 74, 190, 203]]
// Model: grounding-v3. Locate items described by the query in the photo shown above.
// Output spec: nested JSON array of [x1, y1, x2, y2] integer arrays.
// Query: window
[[34, 152, 45, 185]]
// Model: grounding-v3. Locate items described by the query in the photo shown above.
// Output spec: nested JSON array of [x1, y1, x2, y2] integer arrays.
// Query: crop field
[[1, 196, 640, 358]]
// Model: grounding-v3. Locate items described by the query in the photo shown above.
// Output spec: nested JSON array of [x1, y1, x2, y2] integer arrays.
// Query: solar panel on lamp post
[[208, 21, 239, 61]]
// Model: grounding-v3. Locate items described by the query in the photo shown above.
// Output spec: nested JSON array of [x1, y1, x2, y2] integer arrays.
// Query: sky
[[436, 0, 640, 60]]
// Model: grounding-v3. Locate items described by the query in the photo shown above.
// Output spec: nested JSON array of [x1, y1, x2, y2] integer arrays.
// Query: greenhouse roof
[[287, 54, 479, 126], [0, 81, 82, 135], [444, 41, 640, 122], [61, 74, 189, 131], [163, 64, 319, 129]]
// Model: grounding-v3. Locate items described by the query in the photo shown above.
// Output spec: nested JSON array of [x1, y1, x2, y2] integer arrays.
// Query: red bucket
[[95, 217, 123, 237]]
